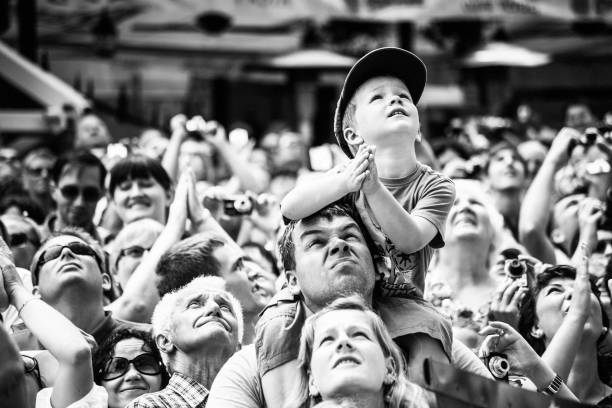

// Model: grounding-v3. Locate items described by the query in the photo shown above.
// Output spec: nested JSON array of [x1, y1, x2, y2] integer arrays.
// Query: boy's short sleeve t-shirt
[[356, 162, 455, 298]]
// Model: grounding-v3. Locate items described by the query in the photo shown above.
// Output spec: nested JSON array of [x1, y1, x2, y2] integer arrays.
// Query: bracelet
[[598, 326, 609, 346], [17, 297, 38, 316], [537, 373, 563, 396]]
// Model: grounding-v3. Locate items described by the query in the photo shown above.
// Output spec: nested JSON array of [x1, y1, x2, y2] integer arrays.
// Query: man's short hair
[[152, 276, 244, 371], [52, 149, 107, 188], [155, 232, 226, 296], [278, 198, 374, 272]]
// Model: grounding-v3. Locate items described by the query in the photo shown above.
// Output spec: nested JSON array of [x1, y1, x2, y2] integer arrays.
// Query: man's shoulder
[[258, 287, 300, 319]]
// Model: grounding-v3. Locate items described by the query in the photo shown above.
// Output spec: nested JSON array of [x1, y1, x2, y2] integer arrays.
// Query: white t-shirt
[[36, 384, 108, 408]]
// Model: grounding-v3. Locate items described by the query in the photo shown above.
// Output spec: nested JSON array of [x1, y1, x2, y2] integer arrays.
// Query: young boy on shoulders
[[282, 47, 456, 373]]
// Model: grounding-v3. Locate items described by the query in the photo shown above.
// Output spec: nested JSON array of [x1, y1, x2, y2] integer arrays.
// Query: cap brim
[[343, 47, 426, 108]]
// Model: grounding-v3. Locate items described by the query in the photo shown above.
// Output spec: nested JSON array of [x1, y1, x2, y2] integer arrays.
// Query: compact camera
[[500, 248, 531, 288], [482, 352, 510, 381], [222, 195, 255, 216]]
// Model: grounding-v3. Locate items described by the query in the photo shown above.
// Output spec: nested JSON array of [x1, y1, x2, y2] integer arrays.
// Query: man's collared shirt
[[127, 372, 208, 408]]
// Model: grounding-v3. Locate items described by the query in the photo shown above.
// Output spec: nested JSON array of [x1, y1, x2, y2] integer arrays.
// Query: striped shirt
[[126, 372, 208, 408]]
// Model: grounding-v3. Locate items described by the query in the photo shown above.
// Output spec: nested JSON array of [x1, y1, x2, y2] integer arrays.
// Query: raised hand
[[341, 144, 371, 193], [489, 279, 528, 329], [479, 321, 541, 378], [568, 245, 593, 321], [361, 145, 380, 195]]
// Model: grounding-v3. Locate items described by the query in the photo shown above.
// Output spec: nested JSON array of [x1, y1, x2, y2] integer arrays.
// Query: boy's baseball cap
[[334, 47, 427, 158]]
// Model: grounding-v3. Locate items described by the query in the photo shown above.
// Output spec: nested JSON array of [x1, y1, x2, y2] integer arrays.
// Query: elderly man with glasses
[[127, 276, 242, 408]]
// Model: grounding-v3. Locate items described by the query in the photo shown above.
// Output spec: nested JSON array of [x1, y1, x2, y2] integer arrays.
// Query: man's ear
[[308, 371, 320, 398], [32, 286, 40, 297], [101, 273, 112, 292], [285, 270, 301, 296], [416, 129, 422, 143], [155, 332, 175, 354], [343, 127, 363, 148]]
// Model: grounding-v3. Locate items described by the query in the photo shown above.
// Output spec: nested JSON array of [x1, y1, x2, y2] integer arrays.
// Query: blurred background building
[[2, 0, 612, 148]]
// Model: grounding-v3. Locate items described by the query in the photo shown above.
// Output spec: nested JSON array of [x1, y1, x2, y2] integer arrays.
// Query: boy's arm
[[362, 156, 453, 254], [281, 145, 371, 220]]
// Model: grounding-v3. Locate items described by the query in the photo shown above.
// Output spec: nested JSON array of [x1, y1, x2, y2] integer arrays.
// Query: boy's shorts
[[255, 289, 453, 377], [375, 296, 453, 360]]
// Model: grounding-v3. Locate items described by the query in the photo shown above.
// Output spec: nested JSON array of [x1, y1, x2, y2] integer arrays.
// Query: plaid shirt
[[126, 372, 208, 408]]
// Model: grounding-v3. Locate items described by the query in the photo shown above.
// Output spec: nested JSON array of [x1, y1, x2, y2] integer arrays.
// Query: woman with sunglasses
[[94, 327, 169, 408], [0, 251, 106, 407]]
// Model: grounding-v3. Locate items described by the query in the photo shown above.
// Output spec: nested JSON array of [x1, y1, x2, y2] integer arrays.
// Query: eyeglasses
[[116, 246, 150, 267], [101, 354, 161, 381], [26, 166, 52, 177], [22, 355, 44, 389], [36, 242, 101, 270], [59, 185, 101, 202]]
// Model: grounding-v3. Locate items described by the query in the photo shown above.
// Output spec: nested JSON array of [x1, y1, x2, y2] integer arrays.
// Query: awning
[[0, 41, 89, 133]]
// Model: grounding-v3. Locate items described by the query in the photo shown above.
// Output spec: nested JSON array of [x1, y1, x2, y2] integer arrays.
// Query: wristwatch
[[538, 374, 563, 396]]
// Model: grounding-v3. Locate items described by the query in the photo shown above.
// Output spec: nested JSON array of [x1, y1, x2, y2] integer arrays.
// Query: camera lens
[[488, 355, 510, 380]]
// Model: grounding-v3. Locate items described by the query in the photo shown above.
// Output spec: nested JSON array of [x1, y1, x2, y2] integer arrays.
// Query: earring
[[530, 326, 544, 339]]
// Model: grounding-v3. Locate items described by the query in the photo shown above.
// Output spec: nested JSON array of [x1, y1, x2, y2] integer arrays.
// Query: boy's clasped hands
[[343, 143, 380, 195]]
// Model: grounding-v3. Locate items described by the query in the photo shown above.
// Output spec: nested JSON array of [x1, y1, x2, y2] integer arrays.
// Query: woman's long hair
[[285, 296, 430, 408]]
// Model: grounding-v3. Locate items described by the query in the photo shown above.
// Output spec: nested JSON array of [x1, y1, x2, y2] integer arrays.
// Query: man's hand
[[341, 144, 370, 193], [548, 127, 581, 165], [361, 145, 380, 195], [202, 121, 228, 149]]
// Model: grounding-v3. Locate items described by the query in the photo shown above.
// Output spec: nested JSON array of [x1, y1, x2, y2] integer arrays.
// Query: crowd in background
[[0, 52, 612, 408]]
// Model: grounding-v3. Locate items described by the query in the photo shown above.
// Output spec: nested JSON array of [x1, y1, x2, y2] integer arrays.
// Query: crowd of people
[[1, 46, 612, 408]]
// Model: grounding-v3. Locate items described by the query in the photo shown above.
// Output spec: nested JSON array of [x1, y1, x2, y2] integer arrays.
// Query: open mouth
[[387, 108, 408, 118], [452, 210, 478, 226], [333, 356, 360, 368], [127, 198, 151, 208]]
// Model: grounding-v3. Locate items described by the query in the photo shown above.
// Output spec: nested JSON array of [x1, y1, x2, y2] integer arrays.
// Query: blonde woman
[[287, 296, 433, 408]]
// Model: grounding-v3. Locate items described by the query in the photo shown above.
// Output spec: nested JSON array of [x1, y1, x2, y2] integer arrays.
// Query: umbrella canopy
[[263, 49, 356, 70], [462, 41, 551, 67]]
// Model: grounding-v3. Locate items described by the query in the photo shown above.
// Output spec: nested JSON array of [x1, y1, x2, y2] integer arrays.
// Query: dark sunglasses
[[22, 355, 44, 389], [59, 185, 101, 202], [9, 232, 39, 247], [36, 242, 101, 270], [101, 354, 161, 381]]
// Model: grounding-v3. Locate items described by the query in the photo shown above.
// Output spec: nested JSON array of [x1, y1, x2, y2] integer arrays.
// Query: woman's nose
[[335, 334, 354, 351], [123, 363, 142, 380]]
